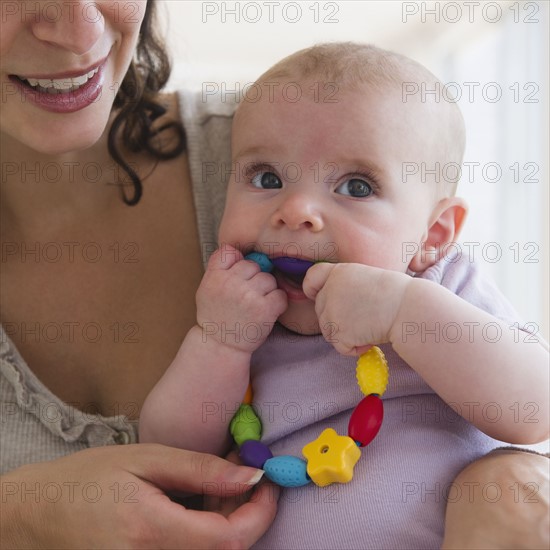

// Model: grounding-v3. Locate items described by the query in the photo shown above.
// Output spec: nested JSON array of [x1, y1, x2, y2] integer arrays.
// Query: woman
[[1, 0, 276, 547], [1, 1, 547, 548]]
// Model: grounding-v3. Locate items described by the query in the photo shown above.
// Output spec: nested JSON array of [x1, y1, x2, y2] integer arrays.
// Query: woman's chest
[[3, 267, 195, 414], [1, 194, 203, 417]]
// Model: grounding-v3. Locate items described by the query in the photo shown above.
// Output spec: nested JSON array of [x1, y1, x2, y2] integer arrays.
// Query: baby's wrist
[[190, 324, 255, 363], [387, 274, 417, 346]]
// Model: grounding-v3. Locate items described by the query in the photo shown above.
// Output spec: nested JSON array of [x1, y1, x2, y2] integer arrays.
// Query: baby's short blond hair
[[252, 42, 466, 197]]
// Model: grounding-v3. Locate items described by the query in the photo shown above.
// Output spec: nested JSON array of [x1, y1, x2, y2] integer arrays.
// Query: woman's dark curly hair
[[108, 0, 186, 206]]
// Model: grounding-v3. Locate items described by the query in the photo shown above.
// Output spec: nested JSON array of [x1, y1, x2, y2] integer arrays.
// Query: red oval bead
[[348, 395, 384, 447]]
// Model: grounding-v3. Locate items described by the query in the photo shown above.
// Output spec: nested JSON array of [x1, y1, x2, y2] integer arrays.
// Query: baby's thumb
[[302, 262, 336, 301]]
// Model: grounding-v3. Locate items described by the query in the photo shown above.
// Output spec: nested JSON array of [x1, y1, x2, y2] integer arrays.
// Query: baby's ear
[[408, 197, 468, 273]]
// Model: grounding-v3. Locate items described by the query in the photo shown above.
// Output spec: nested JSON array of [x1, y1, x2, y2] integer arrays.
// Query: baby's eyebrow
[[327, 159, 386, 183], [233, 145, 276, 160]]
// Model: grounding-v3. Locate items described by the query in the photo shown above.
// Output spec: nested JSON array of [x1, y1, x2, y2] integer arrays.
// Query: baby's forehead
[[235, 75, 450, 132], [249, 46, 439, 97]]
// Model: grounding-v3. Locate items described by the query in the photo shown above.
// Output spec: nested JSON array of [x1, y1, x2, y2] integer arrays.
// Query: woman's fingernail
[[246, 469, 265, 485], [225, 467, 264, 485]]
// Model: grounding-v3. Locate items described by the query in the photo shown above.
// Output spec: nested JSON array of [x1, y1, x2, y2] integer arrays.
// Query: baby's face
[[219, 82, 441, 334]]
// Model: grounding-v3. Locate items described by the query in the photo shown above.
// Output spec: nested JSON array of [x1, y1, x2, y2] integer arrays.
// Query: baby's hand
[[303, 263, 411, 355], [196, 245, 287, 353]]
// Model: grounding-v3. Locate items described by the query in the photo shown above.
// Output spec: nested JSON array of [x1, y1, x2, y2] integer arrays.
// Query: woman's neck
[[1, 124, 126, 238]]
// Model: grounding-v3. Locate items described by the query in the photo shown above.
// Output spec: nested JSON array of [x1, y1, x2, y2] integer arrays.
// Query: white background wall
[[159, 0, 549, 342]]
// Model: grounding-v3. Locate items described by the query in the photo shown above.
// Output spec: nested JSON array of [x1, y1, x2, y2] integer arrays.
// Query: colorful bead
[[242, 383, 253, 405], [302, 428, 361, 487], [348, 395, 384, 447], [263, 456, 311, 487], [356, 346, 389, 397], [229, 348, 389, 488], [229, 404, 262, 446], [245, 252, 273, 273], [239, 440, 273, 469]]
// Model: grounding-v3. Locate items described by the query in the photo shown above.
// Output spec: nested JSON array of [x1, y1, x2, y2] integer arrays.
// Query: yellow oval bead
[[356, 346, 389, 397]]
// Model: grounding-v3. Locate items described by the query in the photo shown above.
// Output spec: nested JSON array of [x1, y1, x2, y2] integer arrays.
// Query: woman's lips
[[8, 56, 107, 114]]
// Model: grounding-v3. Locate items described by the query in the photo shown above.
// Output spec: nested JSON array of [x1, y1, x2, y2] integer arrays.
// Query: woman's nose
[[270, 191, 324, 232], [29, 0, 104, 55]]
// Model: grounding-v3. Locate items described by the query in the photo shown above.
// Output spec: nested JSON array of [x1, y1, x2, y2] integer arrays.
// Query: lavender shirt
[[251, 253, 523, 549]]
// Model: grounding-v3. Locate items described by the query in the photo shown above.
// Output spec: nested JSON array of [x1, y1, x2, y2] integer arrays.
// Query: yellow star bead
[[356, 346, 389, 397], [302, 428, 361, 487]]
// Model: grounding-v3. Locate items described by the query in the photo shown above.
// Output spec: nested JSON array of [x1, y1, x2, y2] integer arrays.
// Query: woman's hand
[[1, 444, 278, 549], [204, 451, 279, 529]]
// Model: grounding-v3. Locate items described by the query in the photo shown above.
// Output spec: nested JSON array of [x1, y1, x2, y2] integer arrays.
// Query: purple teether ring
[[272, 257, 314, 276]]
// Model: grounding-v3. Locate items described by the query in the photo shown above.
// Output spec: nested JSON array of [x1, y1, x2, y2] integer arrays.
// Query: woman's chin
[[3, 98, 113, 157]]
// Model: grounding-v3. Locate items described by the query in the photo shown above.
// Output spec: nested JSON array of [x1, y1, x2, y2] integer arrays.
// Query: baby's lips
[[271, 257, 315, 276]]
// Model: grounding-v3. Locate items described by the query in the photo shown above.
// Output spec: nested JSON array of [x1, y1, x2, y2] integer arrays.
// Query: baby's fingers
[[302, 262, 337, 301], [207, 244, 244, 271], [266, 288, 288, 317]]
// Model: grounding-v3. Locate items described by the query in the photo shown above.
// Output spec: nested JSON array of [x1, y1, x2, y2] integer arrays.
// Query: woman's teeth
[[19, 67, 99, 94]]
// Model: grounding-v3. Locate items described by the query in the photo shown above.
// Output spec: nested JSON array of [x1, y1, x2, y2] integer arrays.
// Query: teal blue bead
[[263, 456, 311, 488], [245, 252, 273, 273]]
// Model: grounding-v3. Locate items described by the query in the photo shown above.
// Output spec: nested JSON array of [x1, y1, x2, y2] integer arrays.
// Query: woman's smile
[[8, 54, 109, 114]]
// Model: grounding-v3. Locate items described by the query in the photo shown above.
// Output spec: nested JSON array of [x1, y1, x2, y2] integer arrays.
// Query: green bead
[[230, 404, 262, 446]]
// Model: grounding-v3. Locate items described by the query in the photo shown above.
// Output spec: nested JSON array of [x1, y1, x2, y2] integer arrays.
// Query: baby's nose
[[270, 191, 324, 232]]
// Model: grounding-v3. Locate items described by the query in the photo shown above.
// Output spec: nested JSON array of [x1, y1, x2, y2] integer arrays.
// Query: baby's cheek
[[218, 208, 241, 245], [219, 199, 255, 244], [343, 240, 412, 272]]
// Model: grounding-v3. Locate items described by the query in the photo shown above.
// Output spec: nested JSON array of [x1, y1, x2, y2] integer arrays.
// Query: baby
[[140, 43, 548, 548]]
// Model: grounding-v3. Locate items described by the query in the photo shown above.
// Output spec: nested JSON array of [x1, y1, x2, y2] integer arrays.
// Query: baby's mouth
[[271, 257, 314, 296], [276, 269, 306, 289], [243, 251, 316, 297]]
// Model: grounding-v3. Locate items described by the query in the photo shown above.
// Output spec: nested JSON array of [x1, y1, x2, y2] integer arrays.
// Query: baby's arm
[[139, 246, 287, 454], [303, 263, 549, 444]]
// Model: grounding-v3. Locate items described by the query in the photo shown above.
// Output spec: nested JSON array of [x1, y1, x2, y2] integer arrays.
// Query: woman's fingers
[[152, 480, 279, 549], [225, 481, 280, 547], [129, 444, 264, 495]]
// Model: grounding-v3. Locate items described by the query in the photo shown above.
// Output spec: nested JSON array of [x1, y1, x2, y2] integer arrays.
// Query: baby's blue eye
[[335, 178, 373, 198], [251, 171, 282, 189]]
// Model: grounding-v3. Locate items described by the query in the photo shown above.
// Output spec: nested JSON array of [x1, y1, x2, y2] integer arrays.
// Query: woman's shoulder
[[157, 89, 238, 131], [158, 89, 235, 168], [172, 88, 239, 123], [159, 89, 236, 265]]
